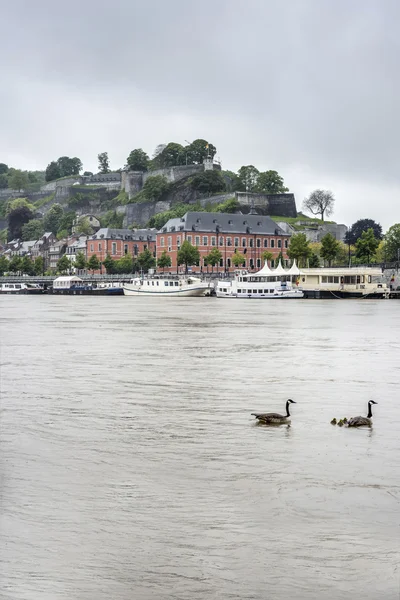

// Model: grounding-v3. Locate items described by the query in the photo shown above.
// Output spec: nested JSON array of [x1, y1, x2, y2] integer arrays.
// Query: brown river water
[[0, 296, 399, 600]]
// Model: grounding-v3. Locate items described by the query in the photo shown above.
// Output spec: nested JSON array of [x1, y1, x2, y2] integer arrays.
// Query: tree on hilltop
[[142, 175, 170, 201], [256, 170, 289, 194], [126, 148, 149, 172], [186, 139, 217, 164], [302, 189, 335, 222], [8, 169, 29, 191], [191, 170, 226, 195], [151, 142, 186, 169], [98, 152, 110, 174], [237, 165, 259, 192], [0, 163, 8, 175], [45, 157, 82, 181]]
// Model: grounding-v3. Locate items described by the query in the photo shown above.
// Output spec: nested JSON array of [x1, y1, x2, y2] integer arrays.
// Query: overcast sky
[[1, 0, 399, 229]]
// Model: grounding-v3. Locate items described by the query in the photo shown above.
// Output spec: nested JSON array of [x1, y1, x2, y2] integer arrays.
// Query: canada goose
[[347, 401, 377, 427], [252, 399, 296, 424]]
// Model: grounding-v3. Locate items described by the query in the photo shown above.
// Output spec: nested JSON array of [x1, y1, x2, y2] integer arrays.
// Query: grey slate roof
[[90, 228, 157, 241], [161, 212, 289, 236], [87, 173, 121, 182]]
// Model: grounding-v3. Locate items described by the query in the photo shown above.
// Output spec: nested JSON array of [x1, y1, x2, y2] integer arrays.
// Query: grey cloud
[[1, 0, 399, 228]]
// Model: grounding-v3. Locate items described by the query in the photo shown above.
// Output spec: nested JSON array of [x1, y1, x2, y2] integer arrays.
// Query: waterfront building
[[49, 240, 67, 272], [31, 232, 56, 270], [156, 212, 290, 273], [85, 228, 157, 268]]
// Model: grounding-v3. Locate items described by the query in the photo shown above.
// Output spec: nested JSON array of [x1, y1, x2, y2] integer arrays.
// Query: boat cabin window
[[368, 275, 371, 283], [270, 289, 274, 294], [164, 281, 168, 286], [242, 277, 247, 281], [15, 284, 21, 289], [174, 282, 179, 286], [169, 282, 174, 286], [253, 289, 257, 294], [237, 289, 241, 293], [151, 281, 154, 286]]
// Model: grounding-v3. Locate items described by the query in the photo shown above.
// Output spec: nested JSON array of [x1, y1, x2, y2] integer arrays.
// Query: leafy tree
[[320, 233, 340, 266], [186, 139, 216, 164], [57, 211, 75, 236], [83, 171, 93, 177], [9, 255, 22, 273], [103, 254, 116, 274], [0, 255, 9, 275], [116, 254, 134, 274], [57, 254, 70, 274], [222, 170, 243, 192], [287, 233, 312, 267], [43, 203, 64, 234], [204, 247, 222, 273], [21, 219, 44, 241], [191, 170, 226, 195], [355, 228, 379, 264], [45, 157, 82, 181], [126, 148, 149, 171], [384, 223, 400, 262], [57, 156, 82, 177], [303, 189, 335, 221], [261, 250, 273, 265], [34, 256, 44, 275], [214, 197, 239, 213], [6, 198, 35, 240], [87, 254, 100, 273], [0, 174, 8, 189], [308, 253, 320, 267], [137, 248, 156, 272], [275, 250, 284, 266], [45, 161, 61, 182], [8, 169, 29, 191], [21, 255, 35, 275], [142, 175, 170, 201], [256, 170, 289, 194], [157, 250, 172, 272], [98, 152, 110, 174], [345, 218, 383, 245], [151, 142, 186, 169], [232, 252, 246, 267], [74, 251, 87, 270], [177, 240, 200, 273], [75, 217, 93, 235], [237, 165, 259, 192], [0, 163, 8, 175]]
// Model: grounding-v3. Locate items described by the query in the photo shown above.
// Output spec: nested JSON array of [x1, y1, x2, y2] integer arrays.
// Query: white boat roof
[[254, 261, 273, 275], [273, 260, 288, 275], [53, 276, 83, 282], [286, 259, 303, 276], [301, 267, 383, 275]]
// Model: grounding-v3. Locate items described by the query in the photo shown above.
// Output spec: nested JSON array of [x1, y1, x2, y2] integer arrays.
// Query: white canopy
[[286, 259, 303, 276], [273, 260, 288, 275], [53, 276, 83, 283], [254, 261, 273, 276]]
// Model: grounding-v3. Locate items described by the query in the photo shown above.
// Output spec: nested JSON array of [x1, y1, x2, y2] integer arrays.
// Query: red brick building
[[86, 228, 157, 269], [156, 212, 290, 273]]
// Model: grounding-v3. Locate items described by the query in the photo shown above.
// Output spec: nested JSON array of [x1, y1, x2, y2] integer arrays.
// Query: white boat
[[123, 275, 210, 297], [0, 282, 45, 294], [216, 260, 304, 299]]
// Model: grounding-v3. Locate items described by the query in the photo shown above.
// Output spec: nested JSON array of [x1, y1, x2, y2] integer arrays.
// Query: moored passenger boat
[[123, 274, 210, 297], [216, 261, 304, 299], [0, 282, 45, 294], [299, 267, 388, 298]]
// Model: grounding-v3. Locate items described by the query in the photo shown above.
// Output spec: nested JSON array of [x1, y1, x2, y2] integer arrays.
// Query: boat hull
[[123, 285, 208, 297]]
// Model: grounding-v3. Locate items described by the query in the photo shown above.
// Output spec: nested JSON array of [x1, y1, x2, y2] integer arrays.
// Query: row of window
[[88, 243, 149, 255], [160, 236, 288, 249]]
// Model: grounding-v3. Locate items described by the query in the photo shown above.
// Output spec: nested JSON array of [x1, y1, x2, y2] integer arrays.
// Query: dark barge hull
[[50, 287, 124, 296], [302, 289, 387, 299]]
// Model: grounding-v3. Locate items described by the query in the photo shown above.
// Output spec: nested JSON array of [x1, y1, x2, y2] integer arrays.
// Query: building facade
[[85, 228, 157, 267], [157, 212, 291, 273]]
